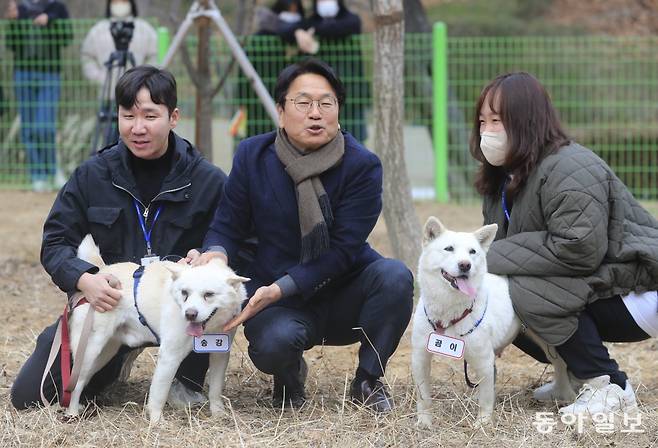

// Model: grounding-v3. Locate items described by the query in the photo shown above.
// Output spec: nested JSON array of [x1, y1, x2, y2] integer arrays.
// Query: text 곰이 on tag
[[426, 332, 465, 359]]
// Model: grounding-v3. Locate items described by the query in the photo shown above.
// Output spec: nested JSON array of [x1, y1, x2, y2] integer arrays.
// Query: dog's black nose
[[458, 261, 471, 272], [185, 309, 198, 321]]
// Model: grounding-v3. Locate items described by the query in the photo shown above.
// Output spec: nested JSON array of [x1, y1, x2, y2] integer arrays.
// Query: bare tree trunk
[[370, 0, 421, 271], [195, 16, 213, 160]]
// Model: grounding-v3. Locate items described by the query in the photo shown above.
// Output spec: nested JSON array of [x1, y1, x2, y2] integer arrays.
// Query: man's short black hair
[[115, 65, 177, 115], [274, 58, 346, 108]]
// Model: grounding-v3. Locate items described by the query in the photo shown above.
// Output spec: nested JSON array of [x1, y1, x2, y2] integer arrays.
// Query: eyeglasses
[[286, 95, 338, 114]]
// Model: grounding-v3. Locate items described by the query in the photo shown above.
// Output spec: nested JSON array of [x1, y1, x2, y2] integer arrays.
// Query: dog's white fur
[[411, 217, 572, 427], [67, 235, 248, 423]]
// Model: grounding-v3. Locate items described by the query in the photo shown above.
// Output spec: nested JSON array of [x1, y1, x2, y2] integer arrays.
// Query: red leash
[[59, 298, 88, 407]]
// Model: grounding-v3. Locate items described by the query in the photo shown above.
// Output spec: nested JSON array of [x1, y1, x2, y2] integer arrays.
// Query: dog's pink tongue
[[456, 278, 477, 299], [186, 322, 204, 337]]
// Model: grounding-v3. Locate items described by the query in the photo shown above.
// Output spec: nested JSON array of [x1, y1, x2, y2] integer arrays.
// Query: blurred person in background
[[235, 0, 308, 139], [5, 0, 72, 192], [294, 0, 369, 143], [80, 0, 158, 98]]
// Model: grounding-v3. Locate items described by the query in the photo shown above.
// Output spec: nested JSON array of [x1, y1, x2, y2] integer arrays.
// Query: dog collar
[[424, 303, 473, 334], [424, 293, 489, 337]]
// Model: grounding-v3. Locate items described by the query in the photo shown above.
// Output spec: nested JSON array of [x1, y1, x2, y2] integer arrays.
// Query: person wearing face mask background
[[472, 72, 658, 417], [235, 0, 308, 139], [5, 0, 72, 192], [294, 0, 369, 143], [80, 0, 157, 99]]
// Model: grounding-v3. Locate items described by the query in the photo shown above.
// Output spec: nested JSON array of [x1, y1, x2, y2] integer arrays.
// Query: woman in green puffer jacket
[[470, 71, 658, 418]]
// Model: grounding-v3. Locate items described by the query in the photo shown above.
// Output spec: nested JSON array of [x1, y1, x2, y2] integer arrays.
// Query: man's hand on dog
[[184, 249, 228, 266], [77, 272, 123, 312], [223, 284, 282, 332]]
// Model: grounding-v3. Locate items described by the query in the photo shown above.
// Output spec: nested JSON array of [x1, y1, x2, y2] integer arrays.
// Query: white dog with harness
[[43, 235, 248, 423]]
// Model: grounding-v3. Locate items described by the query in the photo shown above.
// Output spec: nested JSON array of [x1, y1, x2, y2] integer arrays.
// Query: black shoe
[[350, 378, 394, 413], [272, 357, 308, 409]]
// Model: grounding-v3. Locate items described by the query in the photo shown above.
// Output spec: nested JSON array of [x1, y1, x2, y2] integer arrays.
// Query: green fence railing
[[437, 28, 658, 202], [1, 19, 658, 202]]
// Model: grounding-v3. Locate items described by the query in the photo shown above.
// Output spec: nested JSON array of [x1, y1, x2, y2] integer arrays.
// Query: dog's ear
[[227, 274, 250, 290], [161, 261, 188, 280], [423, 216, 446, 245], [474, 224, 498, 251]]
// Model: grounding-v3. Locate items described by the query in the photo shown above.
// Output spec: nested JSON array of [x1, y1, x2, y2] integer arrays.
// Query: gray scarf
[[275, 128, 344, 263]]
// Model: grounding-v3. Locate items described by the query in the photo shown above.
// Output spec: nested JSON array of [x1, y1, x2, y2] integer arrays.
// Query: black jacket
[[6, 1, 72, 73], [41, 132, 227, 294]]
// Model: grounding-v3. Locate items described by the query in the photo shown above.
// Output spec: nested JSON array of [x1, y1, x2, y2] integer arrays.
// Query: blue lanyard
[[133, 200, 162, 255], [501, 178, 511, 223]]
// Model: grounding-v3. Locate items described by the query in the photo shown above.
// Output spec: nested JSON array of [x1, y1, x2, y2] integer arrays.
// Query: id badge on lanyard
[[134, 200, 163, 265]]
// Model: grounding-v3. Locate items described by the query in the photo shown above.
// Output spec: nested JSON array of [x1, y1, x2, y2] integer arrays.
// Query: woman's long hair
[[469, 72, 570, 198]]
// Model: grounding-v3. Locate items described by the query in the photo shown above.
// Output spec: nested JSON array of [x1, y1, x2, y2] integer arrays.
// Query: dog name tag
[[426, 332, 465, 359], [193, 333, 231, 353], [141, 255, 160, 266]]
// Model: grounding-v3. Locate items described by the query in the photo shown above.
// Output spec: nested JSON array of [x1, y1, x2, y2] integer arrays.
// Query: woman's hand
[[33, 12, 48, 26], [76, 272, 123, 312], [294, 28, 319, 54], [190, 250, 227, 266], [222, 284, 282, 332]]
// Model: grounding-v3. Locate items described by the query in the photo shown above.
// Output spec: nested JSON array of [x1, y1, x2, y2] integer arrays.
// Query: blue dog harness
[[133, 266, 161, 345]]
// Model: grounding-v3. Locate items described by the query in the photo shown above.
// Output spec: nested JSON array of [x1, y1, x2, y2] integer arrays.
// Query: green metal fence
[[1, 19, 658, 202], [438, 27, 658, 202]]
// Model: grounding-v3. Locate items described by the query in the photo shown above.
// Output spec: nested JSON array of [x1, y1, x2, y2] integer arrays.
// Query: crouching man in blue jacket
[[189, 59, 413, 412]]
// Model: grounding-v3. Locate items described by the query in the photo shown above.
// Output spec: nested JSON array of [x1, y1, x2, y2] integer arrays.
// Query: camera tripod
[[160, 0, 278, 125], [90, 46, 136, 154]]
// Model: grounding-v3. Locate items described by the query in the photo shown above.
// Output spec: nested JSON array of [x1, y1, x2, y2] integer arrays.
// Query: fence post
[[157, 26, 171, 65], [432, 22, 449, 202]]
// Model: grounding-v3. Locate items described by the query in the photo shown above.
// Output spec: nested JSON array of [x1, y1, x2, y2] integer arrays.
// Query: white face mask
[[317, 0, 339, 18], [110, 2, 132, 19], [279, 11, 302, 23], [480, 131, 508, 166]]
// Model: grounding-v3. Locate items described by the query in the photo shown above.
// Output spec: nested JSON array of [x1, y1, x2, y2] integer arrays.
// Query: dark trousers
[[10, 319, 209, 410], [514, 296, 650, 388], [243, 259, 414, 390]]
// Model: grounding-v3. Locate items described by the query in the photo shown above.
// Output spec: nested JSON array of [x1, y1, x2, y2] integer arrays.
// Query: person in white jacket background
[[80, 0, 157, 98]]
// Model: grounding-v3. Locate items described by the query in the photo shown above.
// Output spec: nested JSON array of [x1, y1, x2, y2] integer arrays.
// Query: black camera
[[110, 20, 134, 52]]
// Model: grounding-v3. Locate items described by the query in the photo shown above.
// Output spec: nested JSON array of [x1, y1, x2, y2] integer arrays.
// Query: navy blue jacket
[[42, 132, 227, 294], [203, 131, 382, 300]]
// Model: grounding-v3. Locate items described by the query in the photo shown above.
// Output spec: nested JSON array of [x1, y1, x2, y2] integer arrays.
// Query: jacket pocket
[[86, 206, 123, 255], [162, 212, 207, 257]]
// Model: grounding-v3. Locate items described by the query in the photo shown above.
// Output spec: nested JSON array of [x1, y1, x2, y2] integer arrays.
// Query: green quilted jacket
[[483, 142, 658, 345]]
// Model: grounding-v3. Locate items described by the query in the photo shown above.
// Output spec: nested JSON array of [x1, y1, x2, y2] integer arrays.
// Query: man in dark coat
[[191, 59, 413, 412], [10, 66, 228, 410]]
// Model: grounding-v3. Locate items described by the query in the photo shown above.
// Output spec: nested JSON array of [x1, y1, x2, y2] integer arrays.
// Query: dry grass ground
[[1, 191, 656, 447]]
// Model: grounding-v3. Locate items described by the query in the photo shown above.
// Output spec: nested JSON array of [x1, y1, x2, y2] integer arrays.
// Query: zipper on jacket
[[112, 181, 192, 220]]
